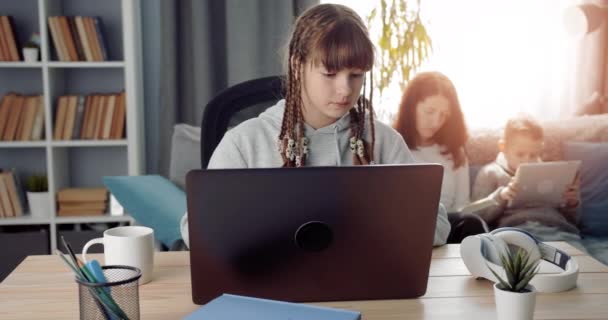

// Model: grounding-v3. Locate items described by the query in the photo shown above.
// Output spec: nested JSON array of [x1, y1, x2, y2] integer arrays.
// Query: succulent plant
[[26, 174, 48, 192], [488, 247, 540, 293]]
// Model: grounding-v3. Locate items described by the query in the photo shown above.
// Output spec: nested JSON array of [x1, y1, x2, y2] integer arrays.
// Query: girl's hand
[[562, 175, 581, 207], [500, 178, 519, 202]]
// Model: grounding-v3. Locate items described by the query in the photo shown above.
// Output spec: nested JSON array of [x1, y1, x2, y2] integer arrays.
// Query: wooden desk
[[1, 242, 607, 319]]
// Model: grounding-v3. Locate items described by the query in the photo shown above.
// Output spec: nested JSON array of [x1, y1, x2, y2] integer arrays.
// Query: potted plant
[[488, 247, 541, 320], [22, 33, 40, 62], [26, 174, 50, 218]]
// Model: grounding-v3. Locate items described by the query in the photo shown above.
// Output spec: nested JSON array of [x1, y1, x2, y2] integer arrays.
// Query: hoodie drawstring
[[334, 125, 341, 166]]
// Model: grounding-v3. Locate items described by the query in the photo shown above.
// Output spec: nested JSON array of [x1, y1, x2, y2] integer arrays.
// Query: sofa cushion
[[103, 175, 186, 248], [170, 124, 201, 190], [563, 142, 608, 237]]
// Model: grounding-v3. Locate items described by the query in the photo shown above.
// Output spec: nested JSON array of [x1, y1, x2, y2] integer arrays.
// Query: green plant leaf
[[486, 262, 510, 290]]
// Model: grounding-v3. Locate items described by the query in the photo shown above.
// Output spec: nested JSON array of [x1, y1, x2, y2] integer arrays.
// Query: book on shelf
[[57, 208, 105, 217], [57, 187, 108, 203], [48, 16, 108, 61], [0, 93, 44, 141], [0, 16, 21, 61], [53, 92, 126, 140], [56, 187, 108, 217], [53, 96, 68, 140], [0, 170, 24, 218]]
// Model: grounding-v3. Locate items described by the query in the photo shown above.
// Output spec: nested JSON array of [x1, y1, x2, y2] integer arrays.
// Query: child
[[472, 116, 581, 241], [180, 4, 450, 247]]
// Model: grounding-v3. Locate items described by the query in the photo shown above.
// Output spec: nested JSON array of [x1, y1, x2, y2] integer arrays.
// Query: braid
[[367, 71, 376, 163]]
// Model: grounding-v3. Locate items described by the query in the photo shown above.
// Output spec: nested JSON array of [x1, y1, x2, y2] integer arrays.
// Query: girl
[[180, 4, 450, 247], [394, 72, 469, 211], [394, 71, 485, 242]]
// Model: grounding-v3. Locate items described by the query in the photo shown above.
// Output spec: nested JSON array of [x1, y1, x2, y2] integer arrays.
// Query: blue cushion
[[563, 142, 608, 236], [103, 175, 186, 248]]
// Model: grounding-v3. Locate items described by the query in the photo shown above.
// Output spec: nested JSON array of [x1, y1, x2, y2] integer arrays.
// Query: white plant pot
[[23, 48, 39, 62], [494, 283, 536, 320], [27, 191, 51, 218]]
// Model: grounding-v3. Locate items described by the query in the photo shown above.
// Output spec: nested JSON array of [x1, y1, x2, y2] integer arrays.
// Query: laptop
[[186, 164, 443, 304]]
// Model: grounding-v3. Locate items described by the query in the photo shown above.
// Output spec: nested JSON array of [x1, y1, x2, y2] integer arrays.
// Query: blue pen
[[86, 260, 111, 294]]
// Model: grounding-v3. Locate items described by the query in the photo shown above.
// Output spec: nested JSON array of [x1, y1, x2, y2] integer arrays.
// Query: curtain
[[143, 0, 318, 175]]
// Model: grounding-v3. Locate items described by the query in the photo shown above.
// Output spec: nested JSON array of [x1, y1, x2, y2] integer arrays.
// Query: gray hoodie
[[180, 100, 450, 246]]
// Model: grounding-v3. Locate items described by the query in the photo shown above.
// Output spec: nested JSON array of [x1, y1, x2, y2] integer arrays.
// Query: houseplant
[[25, 174, 50, 218], [488, 247, 541, 320], [366, 0, 433, 95], [22, 33, 40, 62]]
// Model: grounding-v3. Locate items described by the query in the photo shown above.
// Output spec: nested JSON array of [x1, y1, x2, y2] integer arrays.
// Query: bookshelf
[[0, 0, 143, 255]]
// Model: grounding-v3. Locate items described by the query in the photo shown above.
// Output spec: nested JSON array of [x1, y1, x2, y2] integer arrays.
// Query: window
[[322, 0, 574, 128]]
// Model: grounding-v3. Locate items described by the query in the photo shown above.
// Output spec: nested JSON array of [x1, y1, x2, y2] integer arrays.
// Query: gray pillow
[[169, 124, 201, 189]]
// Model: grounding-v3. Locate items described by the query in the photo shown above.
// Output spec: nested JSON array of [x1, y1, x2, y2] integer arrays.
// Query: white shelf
[[55, 214, 134, 224], [0, 62, 43, 68], [0, 215, 51, 226], [51, 140, 128, 147], [0, 141, 47, 148], [0, 0, 145, 253], [47, 61, 125, 68]]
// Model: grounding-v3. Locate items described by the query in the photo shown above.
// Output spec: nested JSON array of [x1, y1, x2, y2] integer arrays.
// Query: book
[[53, 96, 68, 140], [0, 173, 14, 217], [84, 17, 102, 61], [62, 95, 78, 140], [0, 17, 10, 61], [57, 187, 108, 202], [67, 17, 85, 61], [48, 17, 67, 61], [59, 201, 106, 211], [3, 94, 24, 141], [1, 16, 20, 61], [18, 96, 37, 141], [30, 96, 45, 140], [111, 92, 126, 139], [75, 16, 93, 61], [183, 294, 361, 320], [0, 93, 15, 137], [57, 209, 105, 216], [72, 95, 85, 139], [3, 171, 23, 217], [101, 94, 115, 139], [92, 17, 108, 61], [59, 16, 78, 61]]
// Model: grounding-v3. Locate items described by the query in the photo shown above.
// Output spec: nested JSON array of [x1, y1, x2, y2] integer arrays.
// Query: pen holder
[[76, 265, 141, 320]]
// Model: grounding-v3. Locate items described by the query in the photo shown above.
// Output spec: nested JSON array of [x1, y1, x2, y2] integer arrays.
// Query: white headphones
[[460, 227, 579, 293]]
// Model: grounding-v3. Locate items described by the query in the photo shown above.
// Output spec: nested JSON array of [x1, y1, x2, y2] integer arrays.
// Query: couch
[[465, 114, 608, 264], [105, 116, 608, 264]]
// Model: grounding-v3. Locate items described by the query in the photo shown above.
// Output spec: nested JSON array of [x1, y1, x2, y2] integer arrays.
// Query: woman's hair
[[503, 116, 544, 145], [393, 71, 468, 169], [280, 4, 376, 167]]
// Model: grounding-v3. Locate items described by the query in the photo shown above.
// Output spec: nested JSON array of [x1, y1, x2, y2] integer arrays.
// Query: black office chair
[[200, 76, 285, 168]]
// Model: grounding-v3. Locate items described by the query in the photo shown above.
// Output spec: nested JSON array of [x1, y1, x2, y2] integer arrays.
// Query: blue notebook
[[183, 294, 361, 320]]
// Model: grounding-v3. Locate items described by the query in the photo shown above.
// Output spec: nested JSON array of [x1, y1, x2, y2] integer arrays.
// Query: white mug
[[82, 226, 155, 284]]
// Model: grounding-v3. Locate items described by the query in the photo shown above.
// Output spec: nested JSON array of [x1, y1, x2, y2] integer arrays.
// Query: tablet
[[508, 160, 581, 208]]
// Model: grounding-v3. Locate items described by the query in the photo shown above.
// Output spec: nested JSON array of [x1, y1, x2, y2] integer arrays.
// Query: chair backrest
[[200, 76, 285, 168]]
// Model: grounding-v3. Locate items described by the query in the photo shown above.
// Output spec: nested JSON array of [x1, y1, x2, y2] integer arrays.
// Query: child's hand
[[562, 175, 581, 207], [499, 178, 519, 202]]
